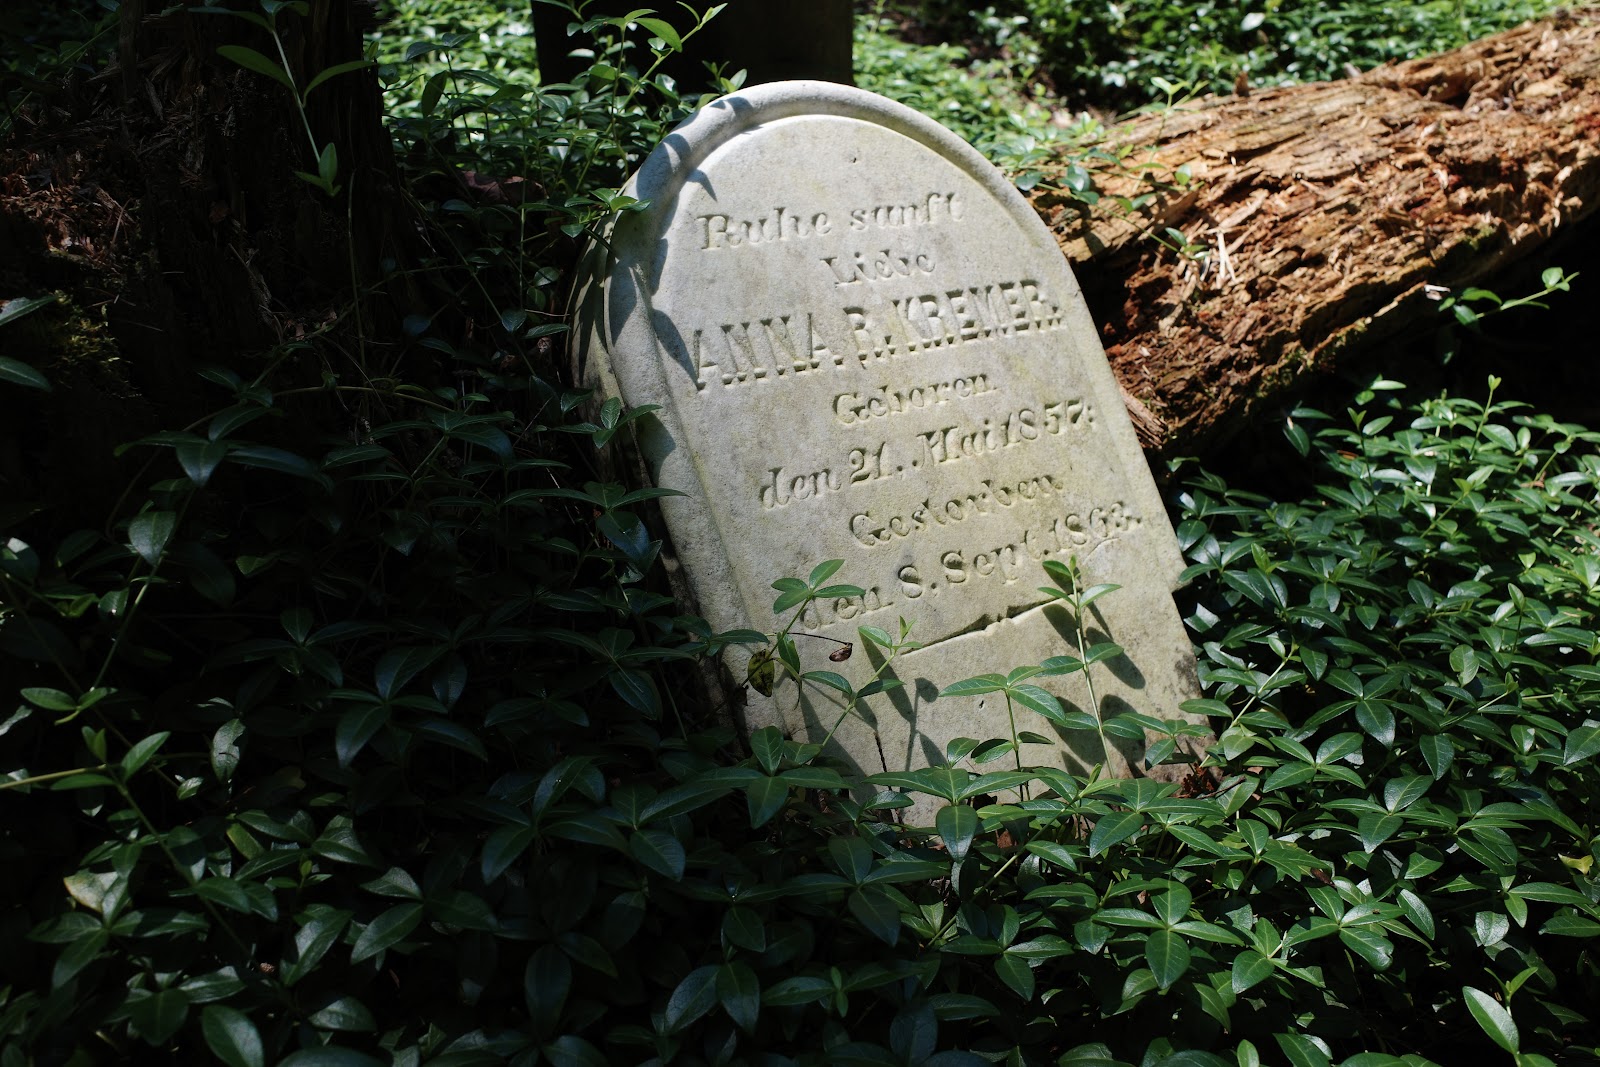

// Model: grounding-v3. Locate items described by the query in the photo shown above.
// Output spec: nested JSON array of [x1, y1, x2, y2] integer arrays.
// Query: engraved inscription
[[822, 248, 936, 286], [693, 313, 840, 391], [917, 401, 1094, 466], [692, 278, 1068, 393], [797, 499, 1143, 632], [848, 472, 1068, 547], [760, 465, 845, 509], [847, 192, 965, 230], [673, 183, 1145, 645], [699, 207, 833, 249], [757, 398, 1096, 509], [698, 192, 965, 252], [847, 280, 1066, 364], [832, 375, 993, 425]]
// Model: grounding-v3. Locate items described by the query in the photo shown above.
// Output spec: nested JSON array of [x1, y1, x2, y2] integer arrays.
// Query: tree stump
[[1034, 10, 1600, 455]]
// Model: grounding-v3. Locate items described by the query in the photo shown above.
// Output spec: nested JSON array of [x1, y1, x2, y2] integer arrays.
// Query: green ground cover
[[1, 3, 1597, 1064]]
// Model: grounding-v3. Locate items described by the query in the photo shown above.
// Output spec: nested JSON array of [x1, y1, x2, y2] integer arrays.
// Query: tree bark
[[0, 0, 413, 530], [1033, 10, 1600, 456]]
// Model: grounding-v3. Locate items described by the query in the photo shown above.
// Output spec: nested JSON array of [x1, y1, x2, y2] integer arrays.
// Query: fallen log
[[1033, 9, 1600, 454]]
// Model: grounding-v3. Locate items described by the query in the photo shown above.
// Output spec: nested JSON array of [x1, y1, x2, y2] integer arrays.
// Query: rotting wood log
[[1033, 9, 1600, 455]]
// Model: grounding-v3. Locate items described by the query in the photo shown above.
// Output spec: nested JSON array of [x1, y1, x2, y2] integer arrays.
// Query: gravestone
[[572, 82, 1209, 786]]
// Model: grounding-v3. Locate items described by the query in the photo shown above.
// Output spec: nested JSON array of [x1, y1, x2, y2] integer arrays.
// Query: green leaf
[[1397, 888, 1435, 939], [1540, 913, 1600, 936], [809, 559, 844, 585], [1273, 1033, 1331, 1067], [970, 737, 1016, 765], [1354, 700, 1395, 746], [1057, 1045, 1129, 1067], [1358, 812, 1402, 853], [201, 1005, 265, 1067], [630, 829, 686, 880], [746, 776, 788, 829], [663, 964, 718, 1033], [176, 440, 228, 486], [1088, 810, 1144, 856], [278, 1050, 385, 1067], [217, 45, 296, 91], [230, 445, 323, 480], [0, 294, 55, 328], [52, 928, 108, 986], [482, 825, 536, 884], [634, 15, 682, 49], [361, 867, 421, 901], [0, 356, 51, 391], [1010, 684, 1066, 724], [1463, 986, 1519, 1053], [994, 952, 1034, 1000], [803, 669, 852, 695], [764, 976, 833, 1006], [335, 704, 388, 767], [1151, 883, 1192, 925], [1024, 840, 1079, 871], [640, 777, 741, 821], [717, 961, 760, 1032], [829, 835, 874, 882], [941, 674, 1006, 697], [1339, 927, 1393, 970], [936, 803, 979, 863], [1419, 734, 1454, 778], [1146, 929, 1190, 990], [722, 906, 767, 952], [127, 988, 190, 1045], [1475, 911, 1510, 947], [284, 909, 351, 986], [129, 511, 177, 564], [303, 58, 372, 96], [751, 725, 784, 774], [349, 902, 423, 963], [525, 944, 571, 1036], [1563, 721, 1600, 765], [121, 732, 170, 777], [21, 687, 78, 712], [307, 995, 376, 1032], [540, 1036, 607, 1067], [848, 886, 901, 945], [374, 645, 438, 700], [194, 876, 259, 916], [1231, 950, 1274, 993]]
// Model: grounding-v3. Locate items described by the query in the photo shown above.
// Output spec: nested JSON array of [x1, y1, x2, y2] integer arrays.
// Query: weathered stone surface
[[574, 82, 1207, 786]]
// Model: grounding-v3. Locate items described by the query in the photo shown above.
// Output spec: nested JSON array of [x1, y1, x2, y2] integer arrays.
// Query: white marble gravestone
[[573, 82, 1208, 784]]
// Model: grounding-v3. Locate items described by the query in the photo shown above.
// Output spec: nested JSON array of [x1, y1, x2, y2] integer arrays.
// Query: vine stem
[[0, 765, 109, 790]]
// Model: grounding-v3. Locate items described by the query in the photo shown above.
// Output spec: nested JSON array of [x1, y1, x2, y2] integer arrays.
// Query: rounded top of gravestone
[[626, 79, 1028, 240]]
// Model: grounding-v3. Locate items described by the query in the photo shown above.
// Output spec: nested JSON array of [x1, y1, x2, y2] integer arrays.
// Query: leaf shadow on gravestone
[[634, 101, 760, 386], [1040, 602, 1154, 770], [857, 644, 941, 773]]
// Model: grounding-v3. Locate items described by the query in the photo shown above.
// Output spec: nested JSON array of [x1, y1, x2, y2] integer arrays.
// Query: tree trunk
[[1033, 10, 1600, 456], [0, 0, 413, 530]]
